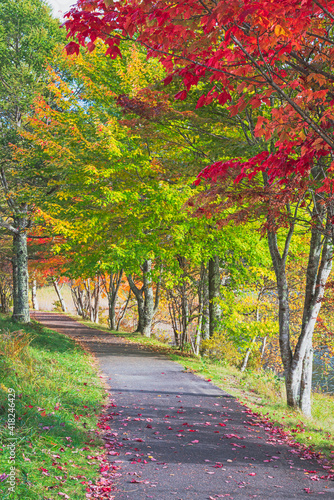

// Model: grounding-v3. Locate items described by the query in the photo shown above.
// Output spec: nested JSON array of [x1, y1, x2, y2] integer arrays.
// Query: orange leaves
[[254, 116, 270, 139], [274, 25, 286, 37]]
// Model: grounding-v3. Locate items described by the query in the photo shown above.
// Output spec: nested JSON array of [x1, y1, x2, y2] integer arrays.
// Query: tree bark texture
[[12, 228, 30, 323], [208, 255, 221, 337], [12, 256, 18, 317]]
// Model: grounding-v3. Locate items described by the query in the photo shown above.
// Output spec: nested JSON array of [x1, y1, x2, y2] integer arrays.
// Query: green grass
[[72, 315, 334, 462], [0, 314, 107, 500]]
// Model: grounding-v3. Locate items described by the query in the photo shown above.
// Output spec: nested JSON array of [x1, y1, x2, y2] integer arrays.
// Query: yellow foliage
[[201, 332, 242, 366]]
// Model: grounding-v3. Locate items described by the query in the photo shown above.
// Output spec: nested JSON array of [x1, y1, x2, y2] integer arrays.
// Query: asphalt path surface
[[33, 312, 334, 500]]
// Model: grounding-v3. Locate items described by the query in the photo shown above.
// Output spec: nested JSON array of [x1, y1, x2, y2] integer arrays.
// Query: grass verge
[[0, 314, 107, 500], [72, 314, 334, 462]]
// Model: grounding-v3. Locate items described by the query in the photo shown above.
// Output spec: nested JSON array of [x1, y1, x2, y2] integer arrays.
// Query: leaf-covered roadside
[[0, 315, 114, 499]]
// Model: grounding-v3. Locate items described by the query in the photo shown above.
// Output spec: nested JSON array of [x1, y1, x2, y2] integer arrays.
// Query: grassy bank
[[0, 315, 107, 500], [74, 315, 334, 461]]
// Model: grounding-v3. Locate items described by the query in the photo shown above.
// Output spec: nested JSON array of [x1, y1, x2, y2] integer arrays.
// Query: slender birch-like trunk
[[202, 264, 210, 340], [53, 278, 66, 312], [208, 255, 221, 337], [31, 279, 39, 310], [106, 270, 123, 330]]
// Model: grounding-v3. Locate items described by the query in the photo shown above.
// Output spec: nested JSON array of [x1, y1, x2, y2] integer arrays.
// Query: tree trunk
[[0, 281, 11, 314], [31, 279, 39, 310], [208, 255, 221, 336], [12, 229, 30, 323], [167, 293, 180, 346], [127, 260, 159, 337], [84, 278, 93, 321], [195, 263, 206, 355], [268, 226, 296, 405], [70, 282, 84, 316], [142, 259, 154, 337], [289, 229, 332, 416], [127, 273, 145, 334], [267, 193, 333, 416], [92, 276, 101, 323], [202, 264, 210, 340], [107, 270, 123, 330], [241, 297, 261, 372], [117, 288, 131, 331], [180, 279, 189, 349], [240, 337, 257, 372], [12, 256, 18, 316], [261, 336, 267, 359], [53, 278, 66, 312]]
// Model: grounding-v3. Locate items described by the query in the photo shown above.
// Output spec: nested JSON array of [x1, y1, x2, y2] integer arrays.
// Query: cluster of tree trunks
[[102, 270, 131, 331], [70, 276, 101, 323], [166, 255, 222, 352]]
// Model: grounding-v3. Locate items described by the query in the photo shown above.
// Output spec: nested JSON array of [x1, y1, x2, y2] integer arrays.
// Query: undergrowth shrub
[[201, 331, 242, 366]]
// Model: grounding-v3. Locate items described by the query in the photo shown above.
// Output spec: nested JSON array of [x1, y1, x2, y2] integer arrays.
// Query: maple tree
[[63, 0, 334, 156]]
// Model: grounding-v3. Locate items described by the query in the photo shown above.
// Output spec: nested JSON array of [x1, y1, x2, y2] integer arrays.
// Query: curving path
[[33, 312, 334, 500]]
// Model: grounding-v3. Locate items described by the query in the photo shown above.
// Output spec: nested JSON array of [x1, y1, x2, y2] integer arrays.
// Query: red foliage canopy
[[64, 0, 334, 188]]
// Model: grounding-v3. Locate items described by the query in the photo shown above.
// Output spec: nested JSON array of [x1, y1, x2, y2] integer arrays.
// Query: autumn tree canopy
[[64, 0, 334, 182], [61, 0, 334, 416]]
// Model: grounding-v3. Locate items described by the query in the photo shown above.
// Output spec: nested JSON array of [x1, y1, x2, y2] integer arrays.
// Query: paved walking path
[[33, 312, 334, 499]]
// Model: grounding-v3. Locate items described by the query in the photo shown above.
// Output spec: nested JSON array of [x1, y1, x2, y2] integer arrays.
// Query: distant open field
[[36, 284, 76, 313]]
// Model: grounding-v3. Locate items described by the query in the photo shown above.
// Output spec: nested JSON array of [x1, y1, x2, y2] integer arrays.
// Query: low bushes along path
[[33, 312, 334, 499]]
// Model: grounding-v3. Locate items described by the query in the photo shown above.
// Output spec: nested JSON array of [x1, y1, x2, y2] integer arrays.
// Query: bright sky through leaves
[[47, 0, 74, 18]]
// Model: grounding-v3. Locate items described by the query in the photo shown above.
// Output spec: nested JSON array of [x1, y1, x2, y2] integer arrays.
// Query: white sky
[[47, 0, 76, 19]]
